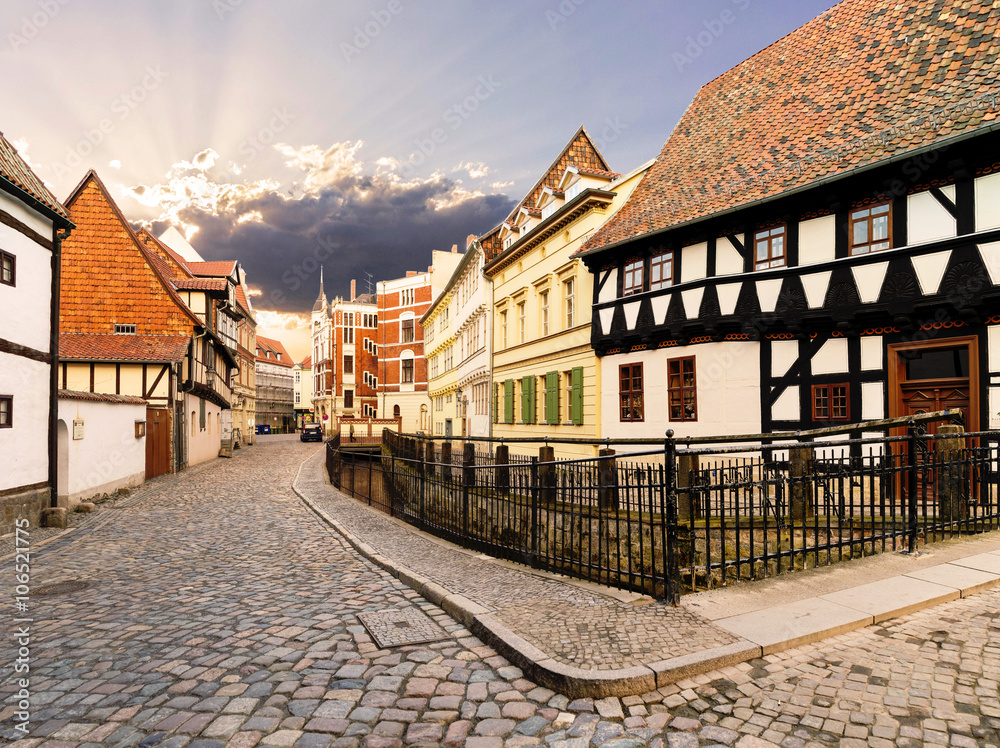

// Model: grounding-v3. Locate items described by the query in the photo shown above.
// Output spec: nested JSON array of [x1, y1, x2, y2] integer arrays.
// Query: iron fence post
[[419, 437, 426, 529], [907, 420, 919, 554], [530, 456, 539, 568], [664, 430, 680, 606]]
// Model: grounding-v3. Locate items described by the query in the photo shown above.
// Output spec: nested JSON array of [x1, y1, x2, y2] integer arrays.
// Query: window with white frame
[[518, 302, 526, 344], [564, 277, 575, 329], [540, 290, 549, 336]]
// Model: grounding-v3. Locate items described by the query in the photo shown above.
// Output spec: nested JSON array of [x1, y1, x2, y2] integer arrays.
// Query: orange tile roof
[[0, 130, 71, 223], [187, 260, 237, 277], [61, 333, 190, 362], [581, 0, 1000, 256], [299, 356, 312, 368], [234, 284, 253, 317], [60, 171, 201, 336], [137, 228, 194, 279], [255, 335, 294, 367], [174, 278, 228, 291]]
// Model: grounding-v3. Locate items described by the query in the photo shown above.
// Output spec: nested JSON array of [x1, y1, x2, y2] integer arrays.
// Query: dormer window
[[114, 323, 137, 334], [564, 182, 582, 201], [541, 202, 557, 220]]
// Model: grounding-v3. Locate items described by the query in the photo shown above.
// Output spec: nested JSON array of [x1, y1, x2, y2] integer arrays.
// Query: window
[[343, 313, 354, 343], [619, 364, 643, 422], [518, 302, 526, 344], [343, 355, 354, 374], [500, 310, 508, 349], [813, 383, 849, 421], [565, 182, 582, 201], [114, 324, 137, 334], [402, 358, 414, 384], [850, 202, 892, 255], [401, 318, 414, 343], [295, 392, 301, 404], [295, 371, 301, 383], [540, 291, 549, 336], [401, 288, 415, 306], [343, 390, 354, 408], [667, 357, 697, 422], [754, 225, 786, 270], [649, 251, 673, 291], [0, 396, 11, 428], [564, 278, 575, 328], [0, 251, 13, 286], [623, 259, 644, 296]]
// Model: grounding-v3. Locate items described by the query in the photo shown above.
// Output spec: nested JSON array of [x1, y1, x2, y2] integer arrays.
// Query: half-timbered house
[[60, 171, 237, 475], [577, 0, 1000, 444]]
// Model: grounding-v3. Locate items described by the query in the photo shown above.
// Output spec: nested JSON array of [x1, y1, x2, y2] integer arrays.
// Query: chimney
[[406, 271, 418, 277], [451, 244, 458, 253], [350, 279, 356, 300], [466, 234, 477, 250]]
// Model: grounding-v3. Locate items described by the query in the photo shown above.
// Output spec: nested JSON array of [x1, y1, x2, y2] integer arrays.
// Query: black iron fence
[[325, 411, 1000, 603]]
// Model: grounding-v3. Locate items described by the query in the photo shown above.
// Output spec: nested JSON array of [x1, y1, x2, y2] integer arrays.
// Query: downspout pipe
[[49, 227, 71, 509]]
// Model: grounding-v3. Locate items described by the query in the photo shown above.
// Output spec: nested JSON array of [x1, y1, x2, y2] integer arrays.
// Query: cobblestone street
[[2, 439, 999, 747]]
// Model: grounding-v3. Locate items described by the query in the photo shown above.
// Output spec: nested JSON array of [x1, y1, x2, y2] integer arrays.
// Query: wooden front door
[[145, 407, 170, 479], [888, 336, 978, 433], [900, 382, 970, 434]]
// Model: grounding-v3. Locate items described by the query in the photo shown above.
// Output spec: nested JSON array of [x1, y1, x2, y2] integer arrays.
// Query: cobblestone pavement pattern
[[0, 438, 997, 748], [299, 453, 741, 670]]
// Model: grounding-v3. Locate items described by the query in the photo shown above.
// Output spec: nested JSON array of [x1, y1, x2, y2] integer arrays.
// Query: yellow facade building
[[483, 128, 651, 459]]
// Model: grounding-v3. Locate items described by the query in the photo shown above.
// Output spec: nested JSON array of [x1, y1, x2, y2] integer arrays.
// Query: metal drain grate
[[34, 580, 93, 596], [357, 608, 448, 649]]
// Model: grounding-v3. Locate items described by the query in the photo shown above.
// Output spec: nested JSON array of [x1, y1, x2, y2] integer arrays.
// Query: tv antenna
[[364, 271, 374, 297]]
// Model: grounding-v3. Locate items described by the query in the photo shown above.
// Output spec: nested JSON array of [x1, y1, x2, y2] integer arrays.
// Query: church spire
[[312, 267, 328, 313]]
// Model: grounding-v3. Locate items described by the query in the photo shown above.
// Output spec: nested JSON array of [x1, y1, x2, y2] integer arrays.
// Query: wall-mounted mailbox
[[135, 421, 146, 438]]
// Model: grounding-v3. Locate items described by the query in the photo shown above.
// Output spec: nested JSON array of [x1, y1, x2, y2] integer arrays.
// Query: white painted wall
[[798, 215, 836, 265], [185, 394, 222, 466], [0, 354, 49, 491], [680, 242, 708, 283], [716, 235, 744, 276], [908, 189, 956, 244], [0, 192, 53, 353], [811, 338, 849, 375], [975, 171, 1000, 232], [56, 397, 146, 507], [600, 342, 761, 445]]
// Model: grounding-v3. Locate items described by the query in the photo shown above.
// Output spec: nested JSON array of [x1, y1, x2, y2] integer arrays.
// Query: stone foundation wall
[[1, 486, 50, 534]]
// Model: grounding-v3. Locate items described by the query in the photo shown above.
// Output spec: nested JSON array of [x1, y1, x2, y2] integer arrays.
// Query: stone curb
[[291, 453, 771, 698]]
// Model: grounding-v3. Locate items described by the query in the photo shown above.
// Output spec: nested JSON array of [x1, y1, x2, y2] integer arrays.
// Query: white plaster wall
[[975, 171, 1000, 232], [600, 342, 761, 443], [908, 189, 956, 244], [811, 338, 849, 375], [862, 382, 884, 421], [57, 398, 145, 507], [989, 325, 1000, 372], [680, 242, 708, 283], [798, 215, 836, 265], [990, 387, 1000, 430], [860, 336, 882, 370], [384, 392, 431, 434], [0, 203, 53, 353], [716, 236, 744, 276], [186, 394, 222, 466], [771, 341, 798, 378], [597, 268, 618, 304], [0, 354, 49, 491]]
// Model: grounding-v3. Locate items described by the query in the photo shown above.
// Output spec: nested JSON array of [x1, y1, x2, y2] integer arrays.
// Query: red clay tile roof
[[581, 0, 1000, 256], [574, 167, 621, 180], [187, 261, 237, 277], [137, 229, 195, 279], [234, 284, 253, 317], [0, 131, 70, 223], [61, 333, 190, 362], [299, 356, 312, 368], [255, 335, 294, 367], [173, 278, 228, 291], [58, 389, 147, 405]]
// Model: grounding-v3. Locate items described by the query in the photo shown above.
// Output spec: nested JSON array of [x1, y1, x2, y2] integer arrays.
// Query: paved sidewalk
[[294, 448, 1000, 699]]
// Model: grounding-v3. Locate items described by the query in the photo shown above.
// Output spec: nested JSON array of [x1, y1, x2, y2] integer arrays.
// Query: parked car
[[300, 423, 324, 442]]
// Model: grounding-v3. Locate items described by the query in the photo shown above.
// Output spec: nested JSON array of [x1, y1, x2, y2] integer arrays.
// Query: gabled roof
[[61, 171, 202, 333], [137, 228, 195, 280], [187, 260, 238, 278], [174, 278, 229, 292], [0, 131, 71, 226], [483, 127, 612, 261], [234, 284, 254, 318], [298, 356, 312, 368], [255, 335, 293, 367], [582, 0, 1000, 256], [60, 333, 190, 362]]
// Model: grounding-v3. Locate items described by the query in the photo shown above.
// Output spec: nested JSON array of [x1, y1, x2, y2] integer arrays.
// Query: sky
[[2, 0, 837, 359]]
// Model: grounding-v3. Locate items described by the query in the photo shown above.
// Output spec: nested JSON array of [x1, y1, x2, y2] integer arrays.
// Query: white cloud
[[453, 161, 490, 179], [109, 159, 122, 169], [275, 140, 365, 193], [490, 180, 514, 190]]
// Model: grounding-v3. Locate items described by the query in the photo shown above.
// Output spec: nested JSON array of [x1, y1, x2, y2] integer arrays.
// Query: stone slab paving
[[294, 450, 743, 673], [2, 440, 1000, 747]]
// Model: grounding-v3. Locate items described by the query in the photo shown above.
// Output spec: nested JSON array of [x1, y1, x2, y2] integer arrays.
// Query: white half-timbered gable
[[578, 0, 1000, 444]]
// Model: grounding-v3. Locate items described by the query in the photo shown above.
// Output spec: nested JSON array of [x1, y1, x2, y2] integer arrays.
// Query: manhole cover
[[34, 580, 93, 596], [357, 608, 448, 649]]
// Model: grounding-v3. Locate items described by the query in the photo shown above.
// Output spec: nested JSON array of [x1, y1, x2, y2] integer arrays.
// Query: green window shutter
[[493, 383, 498, 424], [571, 367, 583, 425], [521, 375, 536, 424], [545, 371, 558, 424], [504, 379, 514, 424]]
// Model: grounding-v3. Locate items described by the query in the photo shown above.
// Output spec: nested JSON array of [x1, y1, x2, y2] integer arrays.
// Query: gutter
[[577, 121, 1000, 262]]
